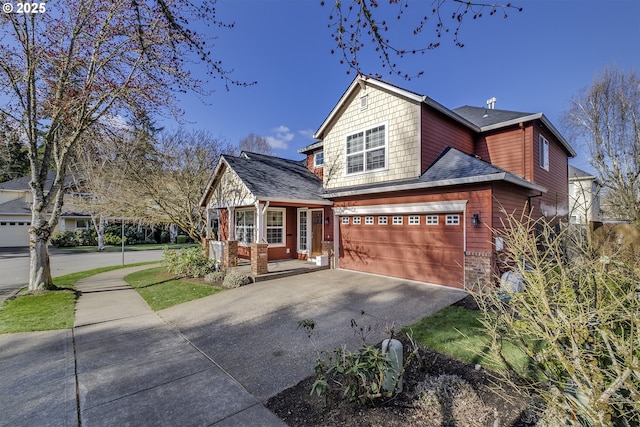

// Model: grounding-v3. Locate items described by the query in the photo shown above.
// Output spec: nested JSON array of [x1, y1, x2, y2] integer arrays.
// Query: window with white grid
[[365, 216, 374, 225], [378, 216, 388, 225], [408, 215, 420, 225], [392, 216, 403, 225], [446, 214, 460, 225], [426, 215, 438, 225]]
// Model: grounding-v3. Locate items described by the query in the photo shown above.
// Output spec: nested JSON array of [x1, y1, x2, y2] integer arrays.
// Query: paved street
[[0, 248, 163, 301]]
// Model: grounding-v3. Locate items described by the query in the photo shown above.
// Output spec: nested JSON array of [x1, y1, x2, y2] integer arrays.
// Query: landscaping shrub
[[75, 228, 97, 246], [163, 247, 216, 278], [176, 235, 189, 244], [473, 212, 639, 426], [50, 231, 78, 248], [204, 271, 226, 284], [222, 271, 251, 288], [103, 232, 122, 246], [298, 316, 413, 406]]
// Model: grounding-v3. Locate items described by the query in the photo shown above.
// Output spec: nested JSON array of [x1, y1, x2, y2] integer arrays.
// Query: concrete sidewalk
[[0, 265, 285, 427]]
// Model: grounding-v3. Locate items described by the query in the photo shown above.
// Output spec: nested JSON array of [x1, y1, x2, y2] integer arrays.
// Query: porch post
[[254, 200, 270, 243], [227, 207, 235, 240], [205, 208, 212, 239]]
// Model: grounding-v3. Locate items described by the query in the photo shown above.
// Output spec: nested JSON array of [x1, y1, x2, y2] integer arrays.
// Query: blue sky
[[167, 0, 640, 172]]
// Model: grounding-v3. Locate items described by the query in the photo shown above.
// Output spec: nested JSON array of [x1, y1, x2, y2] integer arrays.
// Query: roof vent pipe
[[486, 97, 497, 109]]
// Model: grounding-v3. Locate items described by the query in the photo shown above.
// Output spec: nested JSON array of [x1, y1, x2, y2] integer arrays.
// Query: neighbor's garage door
[[0, 221, 31, 247], [338, 213, 464, 288]]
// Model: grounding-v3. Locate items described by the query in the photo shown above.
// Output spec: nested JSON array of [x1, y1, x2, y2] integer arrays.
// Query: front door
[[311, 210, 323, 257]]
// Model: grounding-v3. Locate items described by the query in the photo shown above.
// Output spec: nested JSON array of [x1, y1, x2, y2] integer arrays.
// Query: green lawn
[[405, 305, 531, 375], [125, 267, 222, 311], [0, 290, 76, 333], [0, 262, 157, 334]]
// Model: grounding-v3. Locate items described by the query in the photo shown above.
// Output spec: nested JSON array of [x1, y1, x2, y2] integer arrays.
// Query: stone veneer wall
[[223, 240, 238, 268], [464, 251, 493, 291], [322, 241, 334, 268], [251, 243, 269, 275]]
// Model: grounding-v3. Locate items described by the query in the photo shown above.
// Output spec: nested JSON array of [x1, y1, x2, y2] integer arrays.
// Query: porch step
[[248, 264, 330, 283]]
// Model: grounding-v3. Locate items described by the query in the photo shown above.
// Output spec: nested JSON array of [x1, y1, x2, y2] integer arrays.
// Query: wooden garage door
[[0, 221, 31, 247], [338, 213, 464, 288]]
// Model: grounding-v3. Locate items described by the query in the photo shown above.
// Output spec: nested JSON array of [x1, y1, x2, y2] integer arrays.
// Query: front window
[[76, 219, 89, 229], [346, 124, 386, 174], [235, 210, 255, 244], [266, 210, 285, 245], [314, 151, 324, 167]]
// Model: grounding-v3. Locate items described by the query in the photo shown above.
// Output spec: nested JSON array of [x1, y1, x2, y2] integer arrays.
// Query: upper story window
[[345, 124, 387, 175], [314, 151, 324, 167], [539, 135, 549, 171]]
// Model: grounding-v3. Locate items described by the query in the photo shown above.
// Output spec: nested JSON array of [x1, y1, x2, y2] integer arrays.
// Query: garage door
[[338, 213, 464, 288], [0, 221, 31, 247]]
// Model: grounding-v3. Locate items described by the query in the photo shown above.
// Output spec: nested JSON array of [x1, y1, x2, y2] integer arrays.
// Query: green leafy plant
[[222, 271, 251, 288], [298, 316, 415, 405], [163, 246, 216, 278], [204, 271, 226, 284], [50, 231, 78, 248]]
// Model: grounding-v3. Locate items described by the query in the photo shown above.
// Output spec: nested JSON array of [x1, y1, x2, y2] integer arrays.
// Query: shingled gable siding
[[420, 106, 474, 172], [322, 84, 421, 190]]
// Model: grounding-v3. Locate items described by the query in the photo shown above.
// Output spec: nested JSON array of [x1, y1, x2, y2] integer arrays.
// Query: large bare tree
[[238, 133, 275, 156], [323, 0, 522, 79], [73, 125, 232, 243], [563, 67, 640, 226], [0, 1, 247, 290]]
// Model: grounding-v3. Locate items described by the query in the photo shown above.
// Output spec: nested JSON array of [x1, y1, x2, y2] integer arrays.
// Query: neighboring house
[[568, 165, 601, 225], [0, 172, 92, 247], [200, 75, 575, 289]]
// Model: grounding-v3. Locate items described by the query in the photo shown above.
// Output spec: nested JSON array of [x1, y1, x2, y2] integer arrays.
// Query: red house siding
[[475, 125, 531, 180], [531, 125, 569, 221], [421, 106, 474, 172], [305, 152, 324, 180]]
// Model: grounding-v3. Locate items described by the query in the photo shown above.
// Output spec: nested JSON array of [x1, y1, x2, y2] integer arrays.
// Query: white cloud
[[266, 125, 294, 150], [298, 129, 316, 139]]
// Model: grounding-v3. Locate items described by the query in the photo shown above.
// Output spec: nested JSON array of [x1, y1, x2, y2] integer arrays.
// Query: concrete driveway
[[0, 266, 466, 426], [158, 268, 467, 401]]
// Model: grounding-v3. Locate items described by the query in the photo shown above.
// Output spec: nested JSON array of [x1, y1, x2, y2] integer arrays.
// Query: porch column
[[205, 208, 212, 239], [227, 207, 235, 240], [254, 200, 270, 243]]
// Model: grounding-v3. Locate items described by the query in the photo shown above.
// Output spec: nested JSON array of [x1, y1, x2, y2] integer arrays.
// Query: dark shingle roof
[[0, 171, 77, 191], [420, 147, 508, 182], [0, 197, 31, 215], [322, 147, 544, 198], [224, 152, 325, 202], [452, 106, 535, 128]]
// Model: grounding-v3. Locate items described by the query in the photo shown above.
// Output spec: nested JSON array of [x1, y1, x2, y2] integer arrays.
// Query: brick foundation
[[251, 243, 269, 275], [223, 240, 238, 269], [464, 251, 493, 291]]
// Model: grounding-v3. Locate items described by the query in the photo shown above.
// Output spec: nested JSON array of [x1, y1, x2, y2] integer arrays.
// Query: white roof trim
[[333, 200, 468, 216], [313, 76, 425, 140], [480, 113, 576, 157]]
